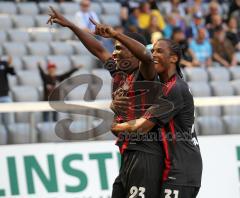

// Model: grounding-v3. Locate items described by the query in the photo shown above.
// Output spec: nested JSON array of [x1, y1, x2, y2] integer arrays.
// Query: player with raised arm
[[111, 39, 203, 198], [47, 7, 165, 198]]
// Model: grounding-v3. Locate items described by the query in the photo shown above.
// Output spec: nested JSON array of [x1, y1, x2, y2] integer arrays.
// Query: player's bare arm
[[89, 18, 155, 80], [47, 6, 111, 62], [111, 118, 155, 134]]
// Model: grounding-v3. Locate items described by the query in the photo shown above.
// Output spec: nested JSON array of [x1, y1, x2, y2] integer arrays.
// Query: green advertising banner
[[0, 136, 240, 198]]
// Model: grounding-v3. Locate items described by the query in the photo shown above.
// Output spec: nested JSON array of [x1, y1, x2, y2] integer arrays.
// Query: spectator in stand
[[147, 0, 159, 10], [138, 2, 165, 31], [206, 13, 226, 38], [0, 55, 15, 125], [126, 7, 141, 32], [163, 13, 179, 39], [226, 16, 240, 51], [172, 27, 197, 67], [205, 1, 221, 25], [143, 13, 163, 44], [211, 25, 238, 67], [185, 0, 207, 16], [38, 62, 79, 122], [146, 31, 163, 50], [185, 12, 207, 39], [165, 0, 186, 17], [189, 27, 213, 67], [74, 0, 100, 33], [228, 0, 240, 20]]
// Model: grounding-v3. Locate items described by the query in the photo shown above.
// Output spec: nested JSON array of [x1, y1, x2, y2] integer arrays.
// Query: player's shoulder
[[169, 75, 191, 97]]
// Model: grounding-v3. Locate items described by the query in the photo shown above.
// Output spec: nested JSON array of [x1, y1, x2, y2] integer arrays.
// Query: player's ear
[[170, 55, 178, 64]]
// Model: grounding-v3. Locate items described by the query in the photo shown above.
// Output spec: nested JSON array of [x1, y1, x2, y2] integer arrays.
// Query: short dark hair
[[125, 32, 147, 46]]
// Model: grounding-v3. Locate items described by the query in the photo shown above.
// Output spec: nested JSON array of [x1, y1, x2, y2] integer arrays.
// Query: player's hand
[[89, 18, 117, 38], [111, 95, 131, 115], [47, 6, 73, 27]]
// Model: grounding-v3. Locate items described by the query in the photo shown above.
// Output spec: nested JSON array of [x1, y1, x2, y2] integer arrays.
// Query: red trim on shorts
[[161, 127, 171, 181]]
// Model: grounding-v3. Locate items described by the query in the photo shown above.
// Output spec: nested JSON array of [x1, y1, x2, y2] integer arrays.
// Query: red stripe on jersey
[[161, 127, 171, 181], [119, 74, 135, 154], [162, 75, 177, 96], [169, 119, 176, 143], [120, 141, 129, 154]]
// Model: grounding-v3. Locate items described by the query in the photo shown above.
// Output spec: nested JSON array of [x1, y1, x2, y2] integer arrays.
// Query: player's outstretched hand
[[47, 6, 72, 27], [89, 18, 117, 38]]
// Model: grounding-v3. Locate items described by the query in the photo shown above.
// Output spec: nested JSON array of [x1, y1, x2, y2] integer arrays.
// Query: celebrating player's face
[[152, 40, 171, 74], [113, 41, 138, 71]]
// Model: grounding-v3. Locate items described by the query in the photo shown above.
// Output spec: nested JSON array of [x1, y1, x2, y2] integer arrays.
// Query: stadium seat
[[7, 29, 30, 42], [27, 42, 51, 56], [17, 2, 39, 15], [184, 67, 208, 82], [35, 15, 51, 28], [38, 2, 59, 14], [187, 82, 212, 97], [100, 14, 121, 26], [11, 86, 41, 123], [3, 42, 27, 57], [101, 2, 121, 15], [7, 123, 33, 144], [231, 80, 240, 95], [68, 41, 90, 55], [37, 122, 63, 143], [92, 69, 112, 84], [196, 116, 225, 135], [210, 82, 234, 96], [0, 31, 7, 43], [22, 55, 47, 70], [0, 2, 17, 15], [59, 2, 79, 14], [17, 71, 42, 87], [50, 42, 74, 55], [66, 83, 92, 101], [223, 116, 240, 134], [12, 15, 35, 28], [222, 105, 240, 116], [30, 28, 53, 42], [64, 14, 75, 22], [0, 15, 12, 30], [90, 2, 102, 15], [47, 55, 72, 74], [53, 28, 73, 41], [11, 86, 39, 102], [70, 55, 97, 70], [10, 57, 23, 71], [229, 67, 240, 80], [0, 56, 23, 71], [91, 84, 112, 100], [208, 67, 230, 81], [7, 75, 17, 88], [0, 124, 7, 145], [196, 106, 221, 117]]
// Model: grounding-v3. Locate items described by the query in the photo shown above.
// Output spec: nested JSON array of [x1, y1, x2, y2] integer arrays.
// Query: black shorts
[[111, 150, 164, 198], [160, 183, 200, 198]]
